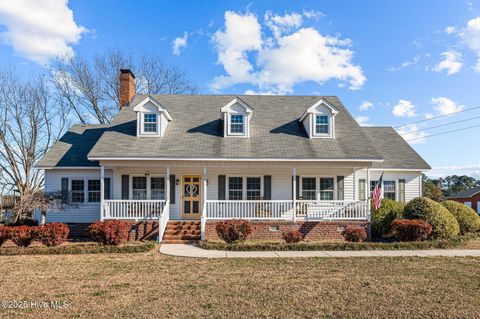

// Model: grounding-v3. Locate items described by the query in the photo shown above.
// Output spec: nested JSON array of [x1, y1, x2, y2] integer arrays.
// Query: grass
[[0, 241, 156, 255], [0, 252, 479, 318], [199, 234, 480, 251]]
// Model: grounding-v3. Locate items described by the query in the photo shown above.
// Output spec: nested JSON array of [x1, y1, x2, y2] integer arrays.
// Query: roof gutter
[[87, 156, 385, 162]]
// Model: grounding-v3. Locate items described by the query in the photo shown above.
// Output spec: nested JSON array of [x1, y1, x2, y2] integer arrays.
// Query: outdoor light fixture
[[175, 178, 180, 185]]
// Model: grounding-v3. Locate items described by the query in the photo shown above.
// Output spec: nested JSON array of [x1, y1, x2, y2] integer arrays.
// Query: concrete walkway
[[159, 244, 480, 258]]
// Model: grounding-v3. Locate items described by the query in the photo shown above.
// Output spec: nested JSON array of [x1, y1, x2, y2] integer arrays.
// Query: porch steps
[[162, 221, 201, 243]]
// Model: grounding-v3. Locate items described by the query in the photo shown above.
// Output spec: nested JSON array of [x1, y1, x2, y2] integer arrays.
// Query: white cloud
[[359, 101, 373, 111], [0, 0, 87, 64], [354, 115, 371, 126], [460, 16, 480, 72], [302, 9, 324, 20], [445, 26, 456, 35], [429, 163, 480, 179], [433, 50, 463, 75], [388, 55, 420, 72], [172, 32, 188, 55], [431, 97, 464, 115], [265, 11, 303, 38], [393, 99, 417, 117], [396, 124, 427, 145], [211, 10, 366, 94]]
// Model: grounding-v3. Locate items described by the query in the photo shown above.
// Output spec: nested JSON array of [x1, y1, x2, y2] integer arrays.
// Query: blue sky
[[1, 0, 480, 177]]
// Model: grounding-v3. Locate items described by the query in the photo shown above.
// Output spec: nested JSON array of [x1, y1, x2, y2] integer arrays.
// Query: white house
[[36, 69, 430, 242]]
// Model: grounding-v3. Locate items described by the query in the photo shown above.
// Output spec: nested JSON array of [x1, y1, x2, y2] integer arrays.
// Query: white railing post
[[292, 167, 297, 222], [201, 166, 208, 240], [100, 165, 105, 221]]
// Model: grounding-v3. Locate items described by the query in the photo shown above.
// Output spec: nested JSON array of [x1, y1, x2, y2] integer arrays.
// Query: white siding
[[44, 169, 112, 223], [354, 170, 421, 202]]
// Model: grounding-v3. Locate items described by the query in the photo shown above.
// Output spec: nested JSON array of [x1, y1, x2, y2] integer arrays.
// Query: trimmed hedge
[[391, 219, 432, 241], [87, 221, 131, 245], [371, 199, 405, 238], [36, 223, 70, 247], [442, 200, 480, 234], [215, 220, 253, 244], [0, 226, 9, 247], [198, 234, 479, 251], [0, 241, 156, 256], [9, 226, 36, 247], [404, 197, 460, 239], [342, 226, 367, 242], [282, 230, 305, 243]]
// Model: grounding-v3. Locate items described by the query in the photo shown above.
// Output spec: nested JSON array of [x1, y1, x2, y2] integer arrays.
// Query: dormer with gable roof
[[220, 97, 254, 138], [299, 98, 339, 139], [133, 95, 172, 137]]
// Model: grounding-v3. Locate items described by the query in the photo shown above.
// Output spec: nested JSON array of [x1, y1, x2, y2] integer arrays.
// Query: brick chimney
[[119, 69, 135, 108]]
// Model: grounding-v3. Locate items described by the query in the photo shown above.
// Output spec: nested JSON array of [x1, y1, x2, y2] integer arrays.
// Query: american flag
[[372, 173, 384, 210]]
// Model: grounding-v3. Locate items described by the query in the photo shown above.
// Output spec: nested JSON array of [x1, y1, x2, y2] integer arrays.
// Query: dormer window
[[230, 114, 245, 134], [315, 115, 329, 135], [221, 97, 254, 138], [143, 114, 157, 133]]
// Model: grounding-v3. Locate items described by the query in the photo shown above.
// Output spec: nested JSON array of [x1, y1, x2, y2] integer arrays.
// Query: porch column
[[165, 166, 170, 202], [366, 167, 371, 237], [292, 167, 297, 223], [201, 166, 207, 240], [100, 165, 105, 221]]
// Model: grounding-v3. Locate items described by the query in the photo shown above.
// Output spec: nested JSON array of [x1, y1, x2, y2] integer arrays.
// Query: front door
[[182, 176, 201, 219]]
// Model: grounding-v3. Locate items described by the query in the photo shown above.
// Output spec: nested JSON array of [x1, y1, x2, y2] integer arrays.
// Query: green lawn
[[1, 249, 480, 318]]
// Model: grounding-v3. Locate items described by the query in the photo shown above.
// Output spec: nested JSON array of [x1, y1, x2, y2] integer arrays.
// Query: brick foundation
[[205, 220, 368, 241], [66, 221, 159, 241]]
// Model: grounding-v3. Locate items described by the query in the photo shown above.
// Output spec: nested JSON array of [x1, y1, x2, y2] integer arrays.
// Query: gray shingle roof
[[362, 127, 431, 170], [448, 187, 480, 199], [37, 94, 430, 170], [88, 95, 382, 160]]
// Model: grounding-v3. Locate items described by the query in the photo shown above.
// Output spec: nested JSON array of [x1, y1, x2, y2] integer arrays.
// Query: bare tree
[[50, 49, 197, 124], [0, 67, 68, 207]]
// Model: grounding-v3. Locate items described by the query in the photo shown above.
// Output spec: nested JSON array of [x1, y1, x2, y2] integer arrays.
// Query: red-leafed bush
[[87, 221, 131, 245], [282, 230, 305, 243], [9, 226, 36, 247], [342, 226, 367, 242], [36, 223, 70, 247], [215, 220, 253, 244], [0, 226, 10, 247], [391, 219, 432, 241]]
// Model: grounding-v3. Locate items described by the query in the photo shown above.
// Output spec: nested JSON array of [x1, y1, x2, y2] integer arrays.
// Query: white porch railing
[[158, 200, 170, 243], [103, 200, 166, 220], [205, 199, 369, 221]]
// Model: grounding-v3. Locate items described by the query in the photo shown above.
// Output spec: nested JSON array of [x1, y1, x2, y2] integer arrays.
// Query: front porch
[[98, 161, 373, 242]]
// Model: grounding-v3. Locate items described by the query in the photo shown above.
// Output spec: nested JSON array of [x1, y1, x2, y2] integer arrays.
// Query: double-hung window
[[315, 115, 329, 134], [230, 114, 244, 134], [319, 178, 334, 200], [151, 177, 165, 200], [88, 180, 101, 203], [383, 181, 396, 200], [301, 177, 316, 200], [228, 177, 243, 200], [143, 114, 157, 133], [246, 177, 261, 200], [132, 176, 147, 200], [71, 180, 85, 203]]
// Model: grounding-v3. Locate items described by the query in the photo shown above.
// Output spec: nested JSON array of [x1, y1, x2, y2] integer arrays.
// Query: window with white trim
[[132, 176, 147, 200], [315, 115, 329, 134], [302, 177, 316, 200], [230, 114, 244, 134], [228, 177, 243, 200], [151, 177, 165, 200], [143, 113, 157, 133], [320, 178, 334, 200], [383, 181, 396, 200], [71, 180, 85, 203], [246, 177, 261, 200], [88, 180, 101, 203]]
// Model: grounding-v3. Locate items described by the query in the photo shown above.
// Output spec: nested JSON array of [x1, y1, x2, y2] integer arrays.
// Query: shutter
[[61, 178, 69, 204], [218, 175, 226, 200], [359, 179, 366, 201], [104, 178, 111, 200], [337, 176, 344, 200], [264, 176, 272, 200], [121, 175, 129, 199], [399, 179, 406, 203], [170, 175, 176, 204]]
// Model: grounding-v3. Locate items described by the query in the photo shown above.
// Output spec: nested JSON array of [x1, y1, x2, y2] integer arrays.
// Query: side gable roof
[[362, 126, 431, 170]]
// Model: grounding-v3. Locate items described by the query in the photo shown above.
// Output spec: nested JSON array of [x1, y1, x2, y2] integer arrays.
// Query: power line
[[395, 105, 480, 128], [405, 123, 480, 142], [399, 115, 480, 135]]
